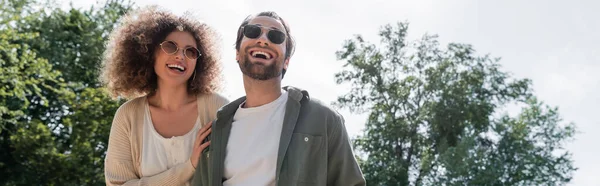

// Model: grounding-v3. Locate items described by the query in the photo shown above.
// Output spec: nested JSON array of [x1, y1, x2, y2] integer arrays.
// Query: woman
[[101, 5, 228, 185]]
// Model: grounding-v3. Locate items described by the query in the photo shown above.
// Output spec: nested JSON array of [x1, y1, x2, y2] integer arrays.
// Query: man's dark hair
[[235, 11, 295, 78]]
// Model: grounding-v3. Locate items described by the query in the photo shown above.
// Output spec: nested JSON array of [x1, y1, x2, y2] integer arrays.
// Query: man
[[192, 11, 365, 186]]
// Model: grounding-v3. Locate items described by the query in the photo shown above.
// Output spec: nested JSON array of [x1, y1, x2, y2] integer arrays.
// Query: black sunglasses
[[159, 40, 201, 60], [242, 24, 286, 44]]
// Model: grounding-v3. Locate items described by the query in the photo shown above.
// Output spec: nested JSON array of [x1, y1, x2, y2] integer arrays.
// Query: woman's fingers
[[199, 141, 211, 151], [194, 122, 212, 147], [198, 128, 212, 147], [198, 122, 212, 136]]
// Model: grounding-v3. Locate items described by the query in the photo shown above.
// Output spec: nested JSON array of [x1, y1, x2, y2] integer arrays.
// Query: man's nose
[[255, 32, 270, 46]]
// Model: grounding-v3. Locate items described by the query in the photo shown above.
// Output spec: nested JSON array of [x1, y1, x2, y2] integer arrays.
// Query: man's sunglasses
[[159, 40, 201, 60], [242, 24, 286, 45]]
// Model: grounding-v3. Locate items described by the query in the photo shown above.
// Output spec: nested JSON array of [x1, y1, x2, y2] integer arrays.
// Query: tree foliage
[[0, 0, 131, 185], [335, 22, 576, 186]]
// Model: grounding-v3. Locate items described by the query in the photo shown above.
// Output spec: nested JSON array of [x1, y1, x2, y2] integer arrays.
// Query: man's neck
[[242, 75, 283, 108], [149, 81, 195, 111]]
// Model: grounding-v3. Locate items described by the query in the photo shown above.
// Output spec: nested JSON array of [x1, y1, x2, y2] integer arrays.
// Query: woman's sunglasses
[[242, 24, 286, 44], [159, 40, 201, 60]]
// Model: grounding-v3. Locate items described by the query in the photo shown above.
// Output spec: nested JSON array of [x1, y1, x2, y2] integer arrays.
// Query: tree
[[0, 0, 131, 185], [0, 1, 72, 184], [335, 22, 576, 186], [23, 0, 131, 86]]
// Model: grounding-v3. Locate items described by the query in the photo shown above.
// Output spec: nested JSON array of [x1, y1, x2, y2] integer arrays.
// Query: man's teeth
[[167, 64, 185, 71], [251, 51, 271, 59]]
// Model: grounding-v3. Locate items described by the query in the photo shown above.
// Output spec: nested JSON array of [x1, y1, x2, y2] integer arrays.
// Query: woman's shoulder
[[114, 95, 148, 118], [107, 96, 148, 139]]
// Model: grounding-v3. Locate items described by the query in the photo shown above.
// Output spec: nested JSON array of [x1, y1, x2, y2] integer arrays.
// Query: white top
[[141, 101, 201, 185], [223, 90, 289, 186]]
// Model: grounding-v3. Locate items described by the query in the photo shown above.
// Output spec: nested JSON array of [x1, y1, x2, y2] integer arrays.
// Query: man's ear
[[236, 51, 240, 62], [283, 57, 290, 70]]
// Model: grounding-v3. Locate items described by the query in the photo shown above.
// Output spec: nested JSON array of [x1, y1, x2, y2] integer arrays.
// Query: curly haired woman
[[101, 5, 229, 185]]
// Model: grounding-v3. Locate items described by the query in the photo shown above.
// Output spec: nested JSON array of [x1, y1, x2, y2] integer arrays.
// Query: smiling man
[[191, 11, 366, 186]]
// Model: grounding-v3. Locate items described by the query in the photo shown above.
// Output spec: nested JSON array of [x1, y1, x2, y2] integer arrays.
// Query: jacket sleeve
[[326, 112, 367, 186], [104, 105, 195, 186]]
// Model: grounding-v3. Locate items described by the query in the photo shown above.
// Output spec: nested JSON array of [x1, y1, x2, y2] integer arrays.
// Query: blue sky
[[64, 0, 599, 185]]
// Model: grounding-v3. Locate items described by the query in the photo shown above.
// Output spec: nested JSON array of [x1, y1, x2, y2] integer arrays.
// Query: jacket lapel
[[275, 87, 304, 181], [211, 97, 246, 186], [213, 117, 232, 186]]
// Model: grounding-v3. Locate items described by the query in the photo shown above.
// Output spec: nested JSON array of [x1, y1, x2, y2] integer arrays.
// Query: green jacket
[[192, 86, 366, 186]]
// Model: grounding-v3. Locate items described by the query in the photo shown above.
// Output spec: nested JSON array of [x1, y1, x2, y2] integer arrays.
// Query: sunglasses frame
[[242, 24, 287, 44], [159, 40, 202, 60]]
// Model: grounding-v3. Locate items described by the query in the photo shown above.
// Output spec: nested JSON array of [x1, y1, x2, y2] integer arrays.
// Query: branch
[[415, 153, 437, 185]]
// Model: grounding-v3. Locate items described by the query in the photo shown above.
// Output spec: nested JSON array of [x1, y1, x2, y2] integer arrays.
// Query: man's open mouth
[[250, 49, 274, 60]]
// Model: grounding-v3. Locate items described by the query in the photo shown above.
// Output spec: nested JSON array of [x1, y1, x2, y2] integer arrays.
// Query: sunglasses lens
[[185, 47, 200, 60], [267, 30, 286, 44], [243, 25, 262, 39], [161, 41, 178, 54]]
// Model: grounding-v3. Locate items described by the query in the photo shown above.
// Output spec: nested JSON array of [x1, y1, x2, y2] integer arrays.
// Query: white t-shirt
[[223, 90, 288, 186], [140, 101, 200, 186]]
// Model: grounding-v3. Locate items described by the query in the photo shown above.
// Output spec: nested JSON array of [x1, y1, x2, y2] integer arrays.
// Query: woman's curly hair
[[100, 5, 222, 99]]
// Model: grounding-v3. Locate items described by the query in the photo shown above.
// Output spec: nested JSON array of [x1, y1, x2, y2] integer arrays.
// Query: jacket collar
[[216, 86, 309, 119], [212, 85, 310, 185]]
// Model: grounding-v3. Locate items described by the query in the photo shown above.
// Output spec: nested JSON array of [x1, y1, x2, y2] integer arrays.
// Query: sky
[[63, 0, 600, 185]]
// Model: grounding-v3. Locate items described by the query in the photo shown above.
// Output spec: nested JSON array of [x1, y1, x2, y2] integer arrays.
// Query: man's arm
[[327, 111, 366, 186]]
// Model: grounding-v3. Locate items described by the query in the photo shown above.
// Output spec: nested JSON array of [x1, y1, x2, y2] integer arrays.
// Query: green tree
[[24, 0, 131, 86], [17, 2, 131, 183], [335, 22, 576, 186], [0, 1, 72, 184], [0, 0, 131, 185]]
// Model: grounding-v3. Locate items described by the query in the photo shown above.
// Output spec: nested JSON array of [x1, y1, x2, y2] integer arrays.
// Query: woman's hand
[[190, 122, 212, 168]]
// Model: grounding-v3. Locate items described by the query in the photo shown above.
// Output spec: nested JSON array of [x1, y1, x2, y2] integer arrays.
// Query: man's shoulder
[[283, 86, 343, 126], [285, 86, 339, 116], [287, 87, 346, 138], [216, 96, 246, 117], [302, 97, 340, 117]]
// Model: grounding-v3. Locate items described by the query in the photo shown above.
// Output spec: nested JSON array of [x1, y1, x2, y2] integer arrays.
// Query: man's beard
[[239, 54, 282, 80]]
